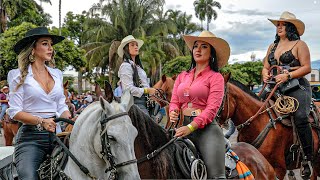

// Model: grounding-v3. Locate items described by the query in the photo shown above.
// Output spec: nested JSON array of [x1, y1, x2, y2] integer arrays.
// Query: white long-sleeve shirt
[[7, 65, 68, 119], [118, 59, 150, 98]]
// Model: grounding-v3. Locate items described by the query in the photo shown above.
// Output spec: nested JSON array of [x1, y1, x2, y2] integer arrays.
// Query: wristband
[[187, 124, 195, 132], [287, 72, 292, 80], [144, 88, 149, 94]]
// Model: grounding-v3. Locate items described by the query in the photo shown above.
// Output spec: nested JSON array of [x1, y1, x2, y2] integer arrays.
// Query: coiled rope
[[274, 95, 299, 114], [190, 159, 207, 180]]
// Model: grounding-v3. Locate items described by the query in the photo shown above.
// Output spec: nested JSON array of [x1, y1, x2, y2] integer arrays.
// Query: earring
[[29, 54, 35, 62]]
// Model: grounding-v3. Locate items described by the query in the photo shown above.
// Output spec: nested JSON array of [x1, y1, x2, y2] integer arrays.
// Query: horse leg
[[3, 123, 14, 146], [287, 170, 296, 180]]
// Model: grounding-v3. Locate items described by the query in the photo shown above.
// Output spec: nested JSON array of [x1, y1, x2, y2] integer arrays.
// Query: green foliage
[[220, 61, 263, 87], [0, 22, 86, 80], [163, 56, 191, 76], [8, 0, 52, 27]]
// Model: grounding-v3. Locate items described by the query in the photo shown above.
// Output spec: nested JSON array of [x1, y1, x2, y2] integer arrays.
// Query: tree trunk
[[58, 0, 61, 35], [78, 69, 83, 94], [206, 19, 209, 31]]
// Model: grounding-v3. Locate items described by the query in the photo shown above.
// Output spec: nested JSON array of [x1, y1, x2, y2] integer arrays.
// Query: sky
[[39, 0, 320, 64]]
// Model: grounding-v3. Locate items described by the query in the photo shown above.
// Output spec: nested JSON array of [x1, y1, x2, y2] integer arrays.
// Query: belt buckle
[[191, 109, 201, 116]]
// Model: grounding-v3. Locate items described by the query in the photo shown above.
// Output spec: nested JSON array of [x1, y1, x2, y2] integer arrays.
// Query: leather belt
[[182, 108, 202, 116]]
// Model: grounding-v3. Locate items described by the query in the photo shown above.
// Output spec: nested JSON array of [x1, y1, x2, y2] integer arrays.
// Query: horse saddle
[[38, 133, 71, 180], [174, 137, 238, 179]]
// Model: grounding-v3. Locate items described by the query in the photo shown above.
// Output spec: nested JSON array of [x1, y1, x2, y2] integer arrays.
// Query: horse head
[[65, 85, 139, 179], [159, 74, 176, 102]]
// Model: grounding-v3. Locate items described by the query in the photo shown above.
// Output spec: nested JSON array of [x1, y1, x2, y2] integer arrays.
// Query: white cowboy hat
[[1, 86, 8, 91], [268, 11, 305, 36], [183, 31, 230, 69], [117, 35, 144, 58]]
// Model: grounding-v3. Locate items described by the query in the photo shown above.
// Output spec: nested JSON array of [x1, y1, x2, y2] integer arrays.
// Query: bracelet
[[187, 124, 195, 132], [144, 88, 149, 94], [36, 117, 44, 126], [288, 72, 292, 80]]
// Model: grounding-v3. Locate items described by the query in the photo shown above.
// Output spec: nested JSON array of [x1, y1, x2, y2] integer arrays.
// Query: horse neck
[[65, 108, 108, 179], [228, 85, 270, 135]]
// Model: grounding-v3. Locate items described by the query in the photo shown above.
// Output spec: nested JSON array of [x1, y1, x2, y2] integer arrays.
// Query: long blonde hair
[[15, 38, 56, 91]]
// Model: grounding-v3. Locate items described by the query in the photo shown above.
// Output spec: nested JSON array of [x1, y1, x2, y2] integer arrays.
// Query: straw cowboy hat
[[117, 35, 144, 58], [183, 31, 230, 68], [14, 27, 65, 54], [1, 86, 8, 91], [268, 11, 305, 36]]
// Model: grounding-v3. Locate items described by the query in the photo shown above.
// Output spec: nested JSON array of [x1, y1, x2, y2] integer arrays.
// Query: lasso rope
[[274, 95, 299, 114], [190, 159, 207, 180]]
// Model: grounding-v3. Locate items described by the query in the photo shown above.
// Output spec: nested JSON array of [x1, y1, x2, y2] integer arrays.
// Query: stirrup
[[300, 160, 312, 179]]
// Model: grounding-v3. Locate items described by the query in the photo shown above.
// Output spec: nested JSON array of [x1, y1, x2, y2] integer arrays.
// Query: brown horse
[[128, 104, 277, 179], [2, 114, 19, 146], [153, 74, 176, 127], [219, 73, 320, 179]]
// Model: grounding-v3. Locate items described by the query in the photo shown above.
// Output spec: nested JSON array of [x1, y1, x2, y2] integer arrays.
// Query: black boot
[[301, 158, 312, 179]]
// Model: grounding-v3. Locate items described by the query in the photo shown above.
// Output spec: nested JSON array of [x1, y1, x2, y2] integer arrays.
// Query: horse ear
[[222, 72, 231, 83], [63, 80, 69, 88], [99, 96, 113, 115], [172, 74, 177, 80], [121, 90, 134, 112], [95, 81, 105, 99], [161, 74, 167, 83], [104, 81, 114, 103]]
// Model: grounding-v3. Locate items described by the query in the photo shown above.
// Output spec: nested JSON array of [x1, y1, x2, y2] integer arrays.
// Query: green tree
[[163, 56, 191, 76], [220, 61, 263, 89], [0, 0, 23, 33], [8, 0, 52, 27], [204, 0, 221, 30], [193, 0, 206, 30]]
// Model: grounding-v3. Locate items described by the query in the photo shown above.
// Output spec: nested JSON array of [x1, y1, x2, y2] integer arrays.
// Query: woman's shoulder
[[119, 62, 133, 71], [8, 69, 21, 82]]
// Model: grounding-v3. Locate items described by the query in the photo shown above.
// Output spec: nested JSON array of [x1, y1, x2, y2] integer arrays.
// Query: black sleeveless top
[[268, 41, 300, 67]]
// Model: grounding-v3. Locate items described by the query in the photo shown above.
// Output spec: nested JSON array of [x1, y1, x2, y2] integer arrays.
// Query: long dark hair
[[188, 42, 219, 72], [123, 43, 144, 87], [274, 22, 300, 43]]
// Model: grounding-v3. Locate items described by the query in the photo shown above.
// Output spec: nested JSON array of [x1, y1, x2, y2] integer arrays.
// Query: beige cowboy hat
[[117, 35, 144, 58], [1, 86, 8, 91], [268, 11, 305, 36], [183, 31, 230, 68]]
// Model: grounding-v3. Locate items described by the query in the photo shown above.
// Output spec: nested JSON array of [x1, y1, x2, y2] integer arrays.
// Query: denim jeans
[[0, 104, 8, 120], [14, 125, 55, 180], [134, 95, 149, 115], [184, 116, 226, 178]]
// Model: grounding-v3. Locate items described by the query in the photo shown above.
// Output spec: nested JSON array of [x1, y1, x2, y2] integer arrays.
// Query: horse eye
[[108, 135, 116, 141]]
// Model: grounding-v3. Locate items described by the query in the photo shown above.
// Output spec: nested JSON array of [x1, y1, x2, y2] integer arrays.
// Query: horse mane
[[128, 105, 178, 178], [229, 79, 260, 100]]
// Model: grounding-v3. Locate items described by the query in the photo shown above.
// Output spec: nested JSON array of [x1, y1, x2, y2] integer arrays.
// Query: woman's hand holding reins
[[275, 73, 290, 84], [42, 118, 56, 132], [174, 126, 192, 137], [169, 110, 179, 123], [146, 88, 156, 95]]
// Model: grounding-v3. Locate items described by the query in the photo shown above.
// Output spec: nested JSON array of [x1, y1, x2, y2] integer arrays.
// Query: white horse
[[0, 90, 140, 180], [64, 90, 140, 179]]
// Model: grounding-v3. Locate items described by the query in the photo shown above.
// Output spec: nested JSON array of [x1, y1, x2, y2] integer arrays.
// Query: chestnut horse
[[128, 104, 276, 179], [219, 74, 320, 179], [153, 74, 176, 127], [1, 113, 19, 146]]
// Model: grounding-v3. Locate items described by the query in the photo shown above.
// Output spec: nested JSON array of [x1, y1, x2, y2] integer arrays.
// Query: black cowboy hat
[[14, 27, 65, 54]]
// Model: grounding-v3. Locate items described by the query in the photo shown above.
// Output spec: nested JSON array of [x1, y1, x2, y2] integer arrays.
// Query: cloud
[[223, 9, 277, 17]]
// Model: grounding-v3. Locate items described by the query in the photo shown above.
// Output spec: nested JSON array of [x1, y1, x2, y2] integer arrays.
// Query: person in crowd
[[114, 81, 123, 98], [0, 85, 9, 136], [0, 86, 9, 121], [262, 11, 313, 177], [169, 31, 230, 178], [117, 35, 156, 115], [7, 27, 71, 180]]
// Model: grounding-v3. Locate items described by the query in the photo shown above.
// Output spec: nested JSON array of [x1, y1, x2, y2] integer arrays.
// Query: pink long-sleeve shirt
[[169, 66, 224, 129]]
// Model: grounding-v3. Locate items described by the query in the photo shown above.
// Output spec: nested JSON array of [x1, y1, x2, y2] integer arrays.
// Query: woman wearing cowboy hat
[[262, 11, 313, 178], [7, 27, 71, 180], [169, 31, 229, 178], [117, 35, 156, 115]]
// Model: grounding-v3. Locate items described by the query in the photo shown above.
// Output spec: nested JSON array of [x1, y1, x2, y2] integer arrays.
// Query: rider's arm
[[290, 40, 311, 78], [262, 44, 273, 83]]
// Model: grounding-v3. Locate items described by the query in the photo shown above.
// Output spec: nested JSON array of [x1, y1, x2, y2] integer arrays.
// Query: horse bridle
[[215, 84, 230, 124]]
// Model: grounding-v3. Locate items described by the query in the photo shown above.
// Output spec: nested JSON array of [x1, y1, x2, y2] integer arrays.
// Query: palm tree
[[193, 0, 206, 30], [204, 0, 221, 30], [58, 0, 61, 35]]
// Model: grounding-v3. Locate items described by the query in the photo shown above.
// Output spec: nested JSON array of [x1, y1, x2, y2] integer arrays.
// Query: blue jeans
[[0, 104, 8, 120], [14, 125, 55, 180]]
